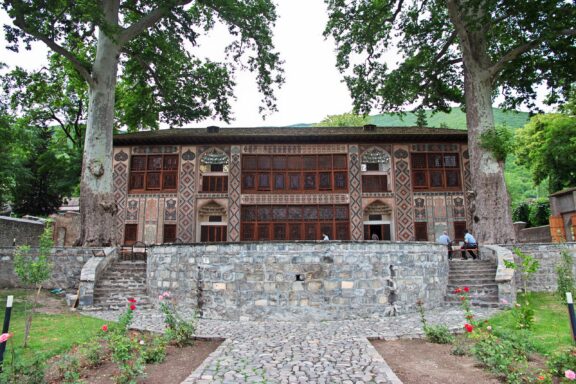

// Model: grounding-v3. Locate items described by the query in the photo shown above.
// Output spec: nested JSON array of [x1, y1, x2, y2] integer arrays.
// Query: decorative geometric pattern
[[462, 148, 473, 226], [126, 199, 139, 221], [177, 161, 195, 242], [242, 144, 347, 154], [113, 158, 128, 244], [228, 148, 242, 241], [240, 194, 350, 205], [393, 146, 414, 241], [133, 146, 178, 154], [411, 144, 459, 152], [164, 199, 177, 221], [348, 146, 363, 240], [453, 196, 466, 219]]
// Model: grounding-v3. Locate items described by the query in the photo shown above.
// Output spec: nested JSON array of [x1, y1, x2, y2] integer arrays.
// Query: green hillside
[[367, 108, 530, 129]]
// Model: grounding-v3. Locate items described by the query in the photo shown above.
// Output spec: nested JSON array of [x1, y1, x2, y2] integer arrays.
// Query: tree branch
[[117, 0, 192, 45], [8, 5, 94, 87], [434, 30, 458, 62]]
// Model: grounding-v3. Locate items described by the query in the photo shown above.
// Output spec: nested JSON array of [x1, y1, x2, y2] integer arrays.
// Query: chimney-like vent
[[207, 126, 220, 133], [363, 124, 376, 132]]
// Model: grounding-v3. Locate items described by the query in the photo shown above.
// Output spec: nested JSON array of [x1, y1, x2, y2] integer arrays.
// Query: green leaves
[[515, 113, 576, 192], [13, 224, 53, 287], [479, 125, 514, 162]]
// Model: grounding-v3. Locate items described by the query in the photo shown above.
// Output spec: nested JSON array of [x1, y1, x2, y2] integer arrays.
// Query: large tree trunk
[[79, 1, 120, 246], [463, 65, 516, 244]]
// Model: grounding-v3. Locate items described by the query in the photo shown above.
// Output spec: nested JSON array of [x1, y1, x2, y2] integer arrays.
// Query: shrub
[[423, 324, 454, 344], [556, 248, 575, 304], [79, 339, 106, 368], [547, 347, 576, 378], [512, 202, 531, 224], [141, 335, 168, 364], [158, 292, 197, 347], [529, 198, 550, 227], [511, 303, 535, 330]]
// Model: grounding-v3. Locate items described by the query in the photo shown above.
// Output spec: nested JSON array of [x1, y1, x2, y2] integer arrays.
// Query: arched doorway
[[197, 201, 228, 242], [363, 201, 393, 240]]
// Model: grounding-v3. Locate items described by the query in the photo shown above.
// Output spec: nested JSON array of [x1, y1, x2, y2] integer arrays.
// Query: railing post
[[0, 295, 14, 372]]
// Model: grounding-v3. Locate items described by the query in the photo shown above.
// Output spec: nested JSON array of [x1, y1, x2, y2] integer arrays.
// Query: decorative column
[[113, 148, 129, 244], [348, 145, 363, 240], [228, 146, 242, 241], [177, 147, 196, 242], [392, 146, 415, 241]]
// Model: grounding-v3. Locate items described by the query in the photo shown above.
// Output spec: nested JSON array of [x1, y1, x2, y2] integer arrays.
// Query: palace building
[[112, 125, 473, 245]]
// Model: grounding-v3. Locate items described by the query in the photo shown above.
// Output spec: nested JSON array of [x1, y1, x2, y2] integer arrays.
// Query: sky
[[0, 1, 363, 128], [0, 1, 551, 129]]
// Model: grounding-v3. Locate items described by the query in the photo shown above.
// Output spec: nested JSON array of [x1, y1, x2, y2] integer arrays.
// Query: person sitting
[[462, 229, 478, 260], [322, 233, 330, 241], [437, 231, 453, 259], [371, 233, 379, 241]]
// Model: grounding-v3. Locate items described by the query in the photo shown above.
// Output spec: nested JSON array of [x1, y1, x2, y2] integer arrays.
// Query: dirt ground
[[372, 338, 502, 384], [78, 340, 221, 384], [21, 291, 221, 384]]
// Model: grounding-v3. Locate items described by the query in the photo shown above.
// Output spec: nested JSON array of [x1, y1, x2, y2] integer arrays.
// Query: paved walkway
[[86, 306, 500, 384]]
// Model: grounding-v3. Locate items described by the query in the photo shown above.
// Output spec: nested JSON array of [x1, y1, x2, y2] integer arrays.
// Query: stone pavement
[[85, 306, 500, 384]]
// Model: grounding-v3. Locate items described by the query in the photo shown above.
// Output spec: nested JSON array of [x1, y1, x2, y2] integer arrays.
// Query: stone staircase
[[93, 260, 153, 310], [446, 259, 500, 307]]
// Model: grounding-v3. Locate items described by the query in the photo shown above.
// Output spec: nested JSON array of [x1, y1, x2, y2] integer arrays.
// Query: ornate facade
[[113, 126, 471, 244]]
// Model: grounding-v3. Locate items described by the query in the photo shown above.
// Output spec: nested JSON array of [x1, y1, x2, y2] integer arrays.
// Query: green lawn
[[488, 292, 574, 355], [0, 289, 107, 368]]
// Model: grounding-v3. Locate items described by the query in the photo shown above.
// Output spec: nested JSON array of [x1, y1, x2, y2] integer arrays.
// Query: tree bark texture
[[79, 0, 120, 246], [448, 0, 516, 244]]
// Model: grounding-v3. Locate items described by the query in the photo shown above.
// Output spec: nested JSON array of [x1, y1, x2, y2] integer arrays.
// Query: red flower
[[537, 376, 545, 381], [463, 286, 470, 293], [130, 304, 136, 311], [464, 323, 474, 333], [460, 296, 466, 301], [127, 298, 137, 303], [454, 288, 462, 294], [101, 324, 108, 332]]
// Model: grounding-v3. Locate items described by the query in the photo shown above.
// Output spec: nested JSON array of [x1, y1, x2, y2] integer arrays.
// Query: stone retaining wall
[[0, 247, 98, 289], [0, 216, 45, 246], [148, 241, 449, 321], [503, 243, 576, 292]]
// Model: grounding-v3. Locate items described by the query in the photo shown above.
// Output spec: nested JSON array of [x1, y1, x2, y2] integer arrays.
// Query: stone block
[[341, 281, 354, 289], [213, 283, 226, 290]]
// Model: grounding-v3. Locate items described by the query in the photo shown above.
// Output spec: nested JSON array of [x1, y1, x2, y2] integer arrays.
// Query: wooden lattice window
[[241, 154, 348, 193], [201, 176, 228, 192], [200, 226, 227, 242], [362, 175, 388, 192], [410, 152, 461, 190], [240, 204, 350, 241], [129, 154, 178, 192]]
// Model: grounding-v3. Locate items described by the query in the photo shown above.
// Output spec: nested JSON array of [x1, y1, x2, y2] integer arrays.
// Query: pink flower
[[162, 292, 171, 298], [127, 298, 137, 303], [500, 298, 509, 305], [101, 324, 108, 332], [0, 333, 13, 343], [566, 370, 576, 380], [463, 286, 470, 293], [130, 304, 136, 311], [159, 295, 165, 301], [464, 323, 474, 333]]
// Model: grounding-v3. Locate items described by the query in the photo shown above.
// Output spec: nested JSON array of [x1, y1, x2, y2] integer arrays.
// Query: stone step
[[96, 279, 146, 286], [449, 278, 497, 285], [449, 265, 496, 271], [448, 271, 496, 276]]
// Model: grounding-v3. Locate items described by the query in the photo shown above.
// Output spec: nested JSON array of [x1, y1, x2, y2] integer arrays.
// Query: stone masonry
[[0, 246, 98, 289], [147, 241, 450, 321], [504, 242, 576, 292]]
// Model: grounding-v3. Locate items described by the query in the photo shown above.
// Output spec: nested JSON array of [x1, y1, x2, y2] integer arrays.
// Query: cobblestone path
[[86, 306, 499, 384]]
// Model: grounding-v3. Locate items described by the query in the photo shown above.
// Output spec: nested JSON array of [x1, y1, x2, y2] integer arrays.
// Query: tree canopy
[[325, 0, 576, 243], [2, 0, 284, 245], [515, 113, 576, 193], [314, 112, 369, 127]]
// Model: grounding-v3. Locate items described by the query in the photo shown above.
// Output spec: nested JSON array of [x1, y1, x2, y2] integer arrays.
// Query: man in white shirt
[[462, 229, 478, 260], [437, 231, 452, 259]]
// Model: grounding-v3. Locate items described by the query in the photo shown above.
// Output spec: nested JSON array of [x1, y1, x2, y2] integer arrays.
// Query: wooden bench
[[461, 245, 479, 260]]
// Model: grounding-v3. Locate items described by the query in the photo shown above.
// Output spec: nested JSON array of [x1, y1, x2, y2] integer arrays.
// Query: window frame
[[128, 154, 179, 193]]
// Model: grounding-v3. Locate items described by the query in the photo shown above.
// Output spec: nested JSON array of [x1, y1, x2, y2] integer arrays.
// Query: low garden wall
[[0, 216, 45, 246], [0, 247, 99, 289], [147, 241, 450, 321], [503, 243, 576, 292]]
